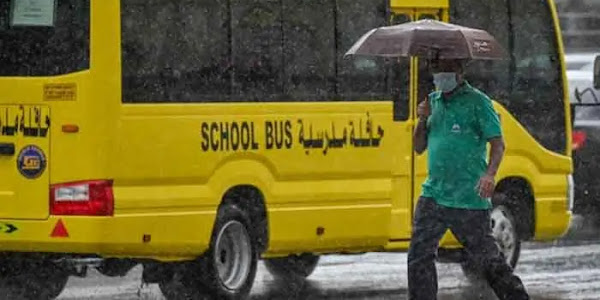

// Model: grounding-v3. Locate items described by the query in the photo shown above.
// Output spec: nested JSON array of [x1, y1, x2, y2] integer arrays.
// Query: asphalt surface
[[53, 215, 600, 300]]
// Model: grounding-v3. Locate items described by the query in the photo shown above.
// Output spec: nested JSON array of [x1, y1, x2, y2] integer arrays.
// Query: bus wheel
[[96, 258, 137, 277], [157, 271, 202, 300], [264, 253, 320, 281], [461, 204, 521, 282], [158, 205, 258, 300], [0, 264, 69, 300]]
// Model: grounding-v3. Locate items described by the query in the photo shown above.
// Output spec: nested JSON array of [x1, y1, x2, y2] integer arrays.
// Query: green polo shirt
[[421, 81, 502, 210]]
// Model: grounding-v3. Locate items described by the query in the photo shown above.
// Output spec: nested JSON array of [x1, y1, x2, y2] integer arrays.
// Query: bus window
[[281, 0, 336, 101], [450, 0, 511, 102], [121, 0, 408, 109], [231, 0, 284, 102], [121, 0, 231, 103], [390, 13, 411, 121], [336, 0, 389, 101], [509, 0, 565, 154], [0, 0, 89, 76]]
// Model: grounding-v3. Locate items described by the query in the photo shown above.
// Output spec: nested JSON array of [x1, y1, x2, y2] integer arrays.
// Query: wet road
[[56, 239, 600, 300]]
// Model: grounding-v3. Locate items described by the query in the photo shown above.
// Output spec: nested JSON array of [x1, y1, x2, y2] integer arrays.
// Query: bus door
[[413, 6, 466, 247], [414, 9, 446, 215], [387, 9, 413, 241], [387, 4, 447, 241], [0, 105, 51, 220]]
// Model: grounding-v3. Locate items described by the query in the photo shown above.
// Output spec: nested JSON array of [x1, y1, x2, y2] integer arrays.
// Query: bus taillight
[[50, 180, 114, 216], [572, 130, 587, 151]]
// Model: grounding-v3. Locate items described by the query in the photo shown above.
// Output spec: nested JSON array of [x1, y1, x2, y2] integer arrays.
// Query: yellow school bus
[[0, 0, 572, 298]]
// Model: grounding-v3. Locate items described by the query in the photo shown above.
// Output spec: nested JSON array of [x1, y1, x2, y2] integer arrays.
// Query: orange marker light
[[62, 124, 79, 133]]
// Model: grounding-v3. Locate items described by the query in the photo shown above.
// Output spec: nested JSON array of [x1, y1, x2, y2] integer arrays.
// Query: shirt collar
[[442, 80, 471, 101]]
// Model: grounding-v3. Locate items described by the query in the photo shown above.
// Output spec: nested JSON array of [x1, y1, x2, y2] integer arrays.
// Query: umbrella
[[344, 19, 507, 60]]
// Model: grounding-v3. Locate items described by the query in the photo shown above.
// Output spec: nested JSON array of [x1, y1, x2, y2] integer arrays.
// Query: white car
[[565, 52, 600, 224], [565, 52, 599, 106]]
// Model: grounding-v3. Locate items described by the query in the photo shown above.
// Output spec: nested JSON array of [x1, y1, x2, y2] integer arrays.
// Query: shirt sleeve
[[475, 96, 503, 140], [426, 91, 440, 130]]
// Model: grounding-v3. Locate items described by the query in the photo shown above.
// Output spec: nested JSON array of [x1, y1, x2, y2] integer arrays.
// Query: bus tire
[[158, 205, 258, 300], [0, 264, 69, 300], [96, 258, 137, 277], [264, 254, 320, 281], [157, 271, 201, 300], [461, 204, 521, 282]]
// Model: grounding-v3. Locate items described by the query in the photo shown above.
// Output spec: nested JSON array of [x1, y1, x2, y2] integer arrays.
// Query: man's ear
[[455, 72, 464, 82]]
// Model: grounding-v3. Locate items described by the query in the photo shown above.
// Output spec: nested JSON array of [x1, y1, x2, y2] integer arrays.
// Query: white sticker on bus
[[10, 0, 56, 27]]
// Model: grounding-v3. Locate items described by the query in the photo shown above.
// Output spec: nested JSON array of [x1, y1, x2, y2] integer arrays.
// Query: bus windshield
[[451, 0, 566, 154], [0, 0, 89, 77]]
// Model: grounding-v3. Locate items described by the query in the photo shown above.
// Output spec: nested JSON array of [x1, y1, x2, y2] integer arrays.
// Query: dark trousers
[[407, 197, 530, 300]]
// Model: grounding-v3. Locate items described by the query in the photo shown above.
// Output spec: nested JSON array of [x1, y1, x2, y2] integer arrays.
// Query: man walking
[[408, 58, 530, 300]]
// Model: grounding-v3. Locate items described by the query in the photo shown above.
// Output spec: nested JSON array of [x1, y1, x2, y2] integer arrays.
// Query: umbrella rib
[[346, 27, 379, 56], [458, 29, 474, 59], [408, 28, 416, 58]]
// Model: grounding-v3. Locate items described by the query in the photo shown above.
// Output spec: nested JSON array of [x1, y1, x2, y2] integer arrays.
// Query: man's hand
[[476, 174, 495, 199], [477, 137, 505, 199], [414, 98, 431, 154], [417, 98, 431, 120]]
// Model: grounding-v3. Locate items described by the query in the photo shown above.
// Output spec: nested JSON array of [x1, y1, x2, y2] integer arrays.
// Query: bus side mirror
[[594, 55, 600, 89]]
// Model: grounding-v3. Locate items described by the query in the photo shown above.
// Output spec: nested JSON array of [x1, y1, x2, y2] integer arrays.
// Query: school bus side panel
[[112, 102, 404, 254]]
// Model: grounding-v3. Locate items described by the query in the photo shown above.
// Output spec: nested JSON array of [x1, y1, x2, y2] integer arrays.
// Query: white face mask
[[433, 72, 458, 92]]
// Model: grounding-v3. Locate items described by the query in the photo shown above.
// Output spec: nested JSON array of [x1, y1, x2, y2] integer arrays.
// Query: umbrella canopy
[[345, 19, 507, 60]]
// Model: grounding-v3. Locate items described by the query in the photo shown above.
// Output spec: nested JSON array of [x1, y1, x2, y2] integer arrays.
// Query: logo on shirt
[[451, 123, 461, 133]]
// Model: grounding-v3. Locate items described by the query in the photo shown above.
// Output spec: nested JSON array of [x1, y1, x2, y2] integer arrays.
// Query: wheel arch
[[494, 176, 535, 240], [220, 185, 269, 253], [208, 158, 275, 254]]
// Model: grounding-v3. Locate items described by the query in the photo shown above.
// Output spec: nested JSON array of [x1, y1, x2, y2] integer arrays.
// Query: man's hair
[[447, 59, 469, 73], [428, 58, 469, 73]]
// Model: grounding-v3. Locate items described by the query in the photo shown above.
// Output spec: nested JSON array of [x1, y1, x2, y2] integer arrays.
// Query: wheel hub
[[491, 207, 516, 264], [214, 220, 252, 291]]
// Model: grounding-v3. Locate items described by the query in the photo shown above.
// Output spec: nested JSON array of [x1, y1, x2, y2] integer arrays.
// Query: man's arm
[[414, 98, 430, 154], [413, 118, 428, 154], [475, 96, 504, 199], [477, 137, 505, 198], [486, 137, 505, 176]]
